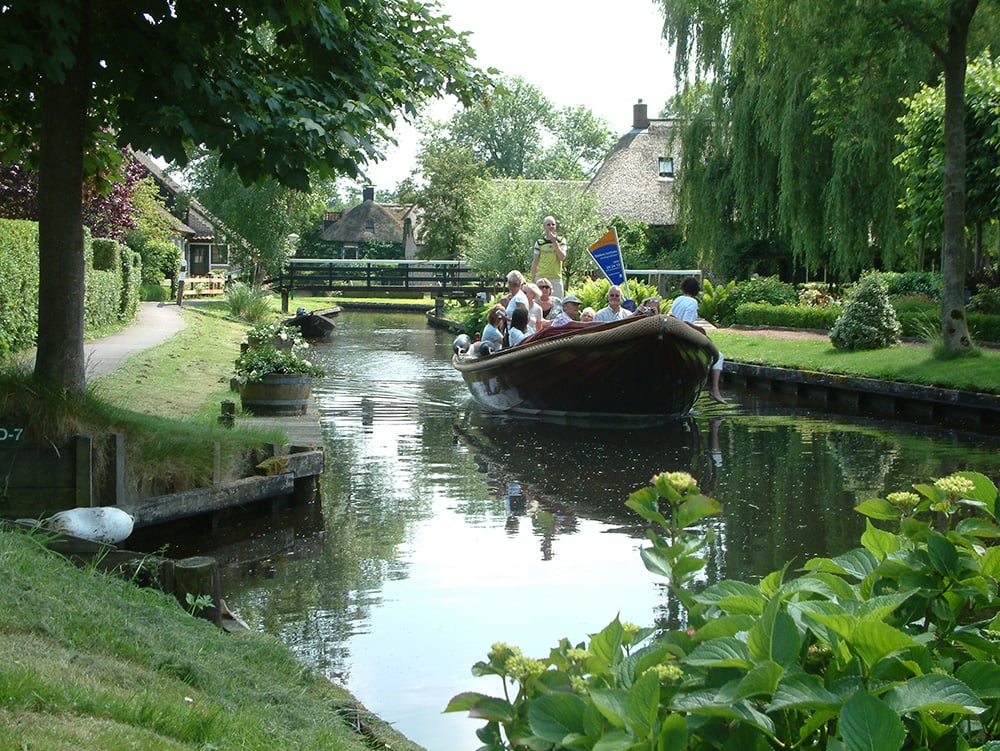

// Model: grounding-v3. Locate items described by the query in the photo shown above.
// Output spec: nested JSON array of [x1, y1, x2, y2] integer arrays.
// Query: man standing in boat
[[530, 216, 567, 298]]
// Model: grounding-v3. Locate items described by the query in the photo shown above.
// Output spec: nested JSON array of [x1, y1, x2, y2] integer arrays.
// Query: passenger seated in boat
[[550, 294, 583, 327], [508, 307, 531, 346], [637, 297, 661, 315], [477, 305, 506, 355], [536, 278, 562, 321], [503, 270, 529, 319], [580, 306, 596, 322], [524, 283, 546, 332]]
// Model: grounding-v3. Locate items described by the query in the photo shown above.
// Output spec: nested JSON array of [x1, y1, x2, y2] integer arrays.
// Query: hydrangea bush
[[830, 272, 902, 350], [448, 470, 1000, 751]]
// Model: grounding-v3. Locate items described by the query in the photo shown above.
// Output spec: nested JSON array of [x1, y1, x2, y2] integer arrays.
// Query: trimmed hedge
[[734, 302, 840, 330], [0, 220, 142, 354], [0, 219, 40, 356], [733, 301, 1000, 345]]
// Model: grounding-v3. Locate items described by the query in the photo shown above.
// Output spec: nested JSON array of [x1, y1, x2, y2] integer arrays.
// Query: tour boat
[[452, 314, 719, 422]]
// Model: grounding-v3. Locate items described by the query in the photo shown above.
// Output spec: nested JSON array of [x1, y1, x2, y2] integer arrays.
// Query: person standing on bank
[[176, 257, 187, 307], [669, 276, 727, 404], [530, 216, 567, 298]]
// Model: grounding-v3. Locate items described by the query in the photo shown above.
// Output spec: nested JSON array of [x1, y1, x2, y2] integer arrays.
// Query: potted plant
[[235, 340, 326, 416], [243, 321, 303, 352]]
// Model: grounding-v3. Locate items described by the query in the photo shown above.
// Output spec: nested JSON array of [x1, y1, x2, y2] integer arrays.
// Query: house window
[[365, 221, 375, 234], [658, 156, 675, 179]]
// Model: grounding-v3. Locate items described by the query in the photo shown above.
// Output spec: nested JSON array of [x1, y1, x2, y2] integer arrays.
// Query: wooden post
[[75, 434, 93, 507], [173, 556, 222, 627]]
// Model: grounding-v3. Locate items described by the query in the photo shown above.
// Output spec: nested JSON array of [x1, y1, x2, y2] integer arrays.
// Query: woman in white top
[[523, 282, 545, 332]]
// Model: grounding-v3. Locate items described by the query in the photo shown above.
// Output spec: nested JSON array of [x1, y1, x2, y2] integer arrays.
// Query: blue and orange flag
[[587, 228, 627, 287]]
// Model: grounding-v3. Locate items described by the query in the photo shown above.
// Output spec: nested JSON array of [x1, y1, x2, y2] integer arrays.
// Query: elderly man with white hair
[[593, 285, 633, 322]]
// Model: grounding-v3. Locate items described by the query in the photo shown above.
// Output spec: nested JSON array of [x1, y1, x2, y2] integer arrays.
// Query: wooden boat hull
[[452, 315, 718, 421]]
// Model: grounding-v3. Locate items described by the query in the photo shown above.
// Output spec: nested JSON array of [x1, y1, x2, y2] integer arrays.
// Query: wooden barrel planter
[[239, 374, 313, 415]]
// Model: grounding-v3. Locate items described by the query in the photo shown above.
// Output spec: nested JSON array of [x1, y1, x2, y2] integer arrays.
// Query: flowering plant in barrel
[[234, 345, 326, 383], [244, 321, 304, 350]]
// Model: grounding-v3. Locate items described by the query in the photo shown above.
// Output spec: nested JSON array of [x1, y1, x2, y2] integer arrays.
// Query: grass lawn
[[0, 530, 420, 751], [713, 331, 1000, 394]]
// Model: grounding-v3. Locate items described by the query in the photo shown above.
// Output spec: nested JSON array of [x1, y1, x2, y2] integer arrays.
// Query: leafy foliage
[[449, 470, 1000, 751], [573, 277, 658, 314], [830, 272, 902, 350], [413, 142, 487, 259], [463, 180, 601, 284], [225, 283, 275, 323], [235, 323, 324, 382]]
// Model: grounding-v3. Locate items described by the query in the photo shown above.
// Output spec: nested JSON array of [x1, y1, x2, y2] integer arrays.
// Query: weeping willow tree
[[657, 0, 1000, 351]]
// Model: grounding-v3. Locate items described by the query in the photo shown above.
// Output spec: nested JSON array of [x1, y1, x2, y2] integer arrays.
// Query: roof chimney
[[632, 99, 649, 130], [362, 185, 375, 202]]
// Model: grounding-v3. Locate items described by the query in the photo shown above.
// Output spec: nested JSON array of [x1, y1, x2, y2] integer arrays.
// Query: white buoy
[[45, 507, 135, 544]]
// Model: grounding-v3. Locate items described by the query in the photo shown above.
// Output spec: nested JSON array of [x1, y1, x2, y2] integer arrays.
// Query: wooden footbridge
[[265, 259, 504, 312]]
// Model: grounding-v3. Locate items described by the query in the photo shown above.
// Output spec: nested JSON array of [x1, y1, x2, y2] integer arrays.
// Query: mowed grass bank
[[0, 531, 420, 751], [713, 331, 1000, 394]]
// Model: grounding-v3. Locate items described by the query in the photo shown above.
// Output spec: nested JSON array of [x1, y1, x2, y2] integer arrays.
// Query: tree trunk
[[34, 5, 91, 394], [938, 0, 976, 351]]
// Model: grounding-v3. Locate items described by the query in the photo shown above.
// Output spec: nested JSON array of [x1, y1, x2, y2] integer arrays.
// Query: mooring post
[[218, 399, 235, 429]]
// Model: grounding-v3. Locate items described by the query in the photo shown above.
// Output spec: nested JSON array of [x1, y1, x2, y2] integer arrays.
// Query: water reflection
[[214, 312, 1000, 751]]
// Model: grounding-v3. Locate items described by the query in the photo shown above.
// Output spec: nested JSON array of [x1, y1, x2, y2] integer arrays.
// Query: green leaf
[[839, 690, 905, 751], [957, 471, 998, 517], [527, 692, 589, 743], [715, 661, 783, 704], [861, 520, 900, 559], [657, 713, 688, 751], [768, 673, 841, 711], [675, 494, 722, 528], [927, 532, 960, 577], [443, 691, 495, 713], [625, 669, 661, 738], [592, 730, 634, 751], [589, 617, 625, 667], [694, 614, 757, 641], [883, 673, 987, 715], [468, 697, 517, 723], [589, 688, 628, 729], [748, 598, 802, 666], [694, 580, 764, 605], [855, 498, 901, 521], [848, 621, 918, 672], [955, 517, 1000, 539], [955, 661, 1000, 699], [684, 638, 752, 669], [640, 547, 675, 580]]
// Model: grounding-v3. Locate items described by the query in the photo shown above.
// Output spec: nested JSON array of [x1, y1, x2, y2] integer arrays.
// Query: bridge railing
[[266, 259, 505, 312]]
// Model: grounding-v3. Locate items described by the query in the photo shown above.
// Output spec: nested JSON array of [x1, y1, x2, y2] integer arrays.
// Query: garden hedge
[[0, 219, 141, 354]]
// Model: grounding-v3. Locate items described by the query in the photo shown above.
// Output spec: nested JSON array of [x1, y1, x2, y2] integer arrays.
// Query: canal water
[[219, 311, 1000, 750]]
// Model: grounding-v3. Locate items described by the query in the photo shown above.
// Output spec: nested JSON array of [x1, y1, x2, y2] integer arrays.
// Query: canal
[[219, 311, 1000, 750]]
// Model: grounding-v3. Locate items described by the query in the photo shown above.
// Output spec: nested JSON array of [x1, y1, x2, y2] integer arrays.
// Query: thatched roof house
[[320, 186, 420, 258], [587, 101, 681, 228]]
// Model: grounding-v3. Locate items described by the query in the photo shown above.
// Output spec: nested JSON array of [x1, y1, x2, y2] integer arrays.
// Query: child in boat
[[508, 307, 531, 346], [478, 305, 506, 354]]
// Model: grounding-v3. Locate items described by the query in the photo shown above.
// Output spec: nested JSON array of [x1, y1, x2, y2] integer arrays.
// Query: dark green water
[[220, 311, 1000, 750]]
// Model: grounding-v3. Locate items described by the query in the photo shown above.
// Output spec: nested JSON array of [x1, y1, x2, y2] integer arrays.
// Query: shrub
[[830, 272, 902, 350], [574, 277, 657, 314], [734, 302, 841, 330], [970, 284, 1000, 315], [139, 282, 170, 302], [698, 278, 737, 327], [0, 219, 40, 356], [731, 274, 798, 307], [225, 282, 274, 322], [881, 270, 942, 300], [448, 471, 1000, 751]]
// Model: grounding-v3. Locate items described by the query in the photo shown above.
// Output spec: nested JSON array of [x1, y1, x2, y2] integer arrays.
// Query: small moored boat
[[452, 314, 719, 422], [282, 306, 340, 340]]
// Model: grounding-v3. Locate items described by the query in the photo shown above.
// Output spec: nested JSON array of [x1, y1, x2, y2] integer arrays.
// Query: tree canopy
[[657, 0, 1000, 350], [0, 0, 486, 393]]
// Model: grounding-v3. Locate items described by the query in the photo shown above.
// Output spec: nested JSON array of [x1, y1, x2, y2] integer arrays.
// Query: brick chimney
[[632, 99, 649, 130], [363, 185, 375, 202]]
